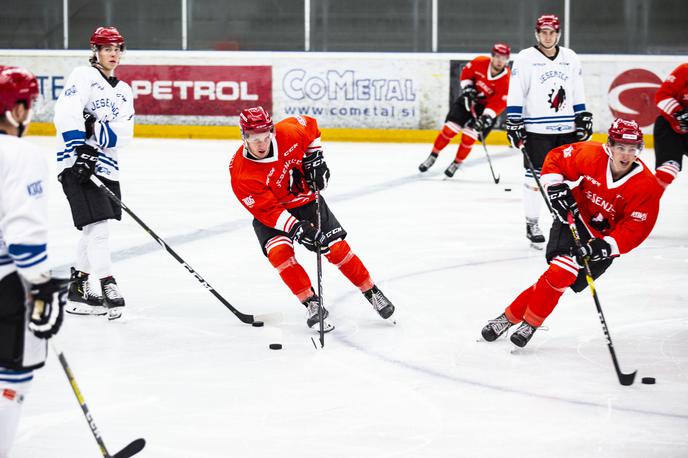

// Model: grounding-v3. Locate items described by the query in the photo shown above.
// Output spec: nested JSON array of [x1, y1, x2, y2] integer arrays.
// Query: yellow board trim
[[26, 122, 654, 148]]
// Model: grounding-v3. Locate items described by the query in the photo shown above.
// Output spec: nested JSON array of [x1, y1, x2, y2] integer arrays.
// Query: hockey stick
[[519, 145, 555, 215], [89, 175, 276, 325], [566, 212, 637, 386], [478, 132, 500, 184], [315, 189, 325, 348], [51, 342, 146, 457], [469, 103, 500, 184]]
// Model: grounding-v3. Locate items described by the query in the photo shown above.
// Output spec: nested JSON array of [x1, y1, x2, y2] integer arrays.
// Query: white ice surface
[[10, 136, 688, 458]]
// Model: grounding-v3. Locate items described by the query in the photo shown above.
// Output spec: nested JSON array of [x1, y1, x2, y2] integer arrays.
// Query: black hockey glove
[[673, 108, 688, 132], [28, 277, 69, 339], [458, 86, 478, 111], [505, 119, 526, 149], [547, 183, 579, 223], [71, 144, 99, 184], [302, 150, 330, 191], [575, 238, 612, 263], [473, 114, 495, 137], [575, 111, 594, 141], [289, 220, 326, 251], [83, 111, 96, 139]]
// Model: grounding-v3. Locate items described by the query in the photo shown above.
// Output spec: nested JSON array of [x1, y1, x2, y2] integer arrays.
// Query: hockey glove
[[29, 277, 68, 339], [289, 220, 326, 252], [505, 119, 526, 149], [575, 111, 594, 141], [83, 111, 96, 139], [575, 238, 613, 263], [71, 145, 99, 184], [473, 114, 495, 137], [547, 183, 579, 223], [458, 86, 478, 111], [673, 108, 688, 133], [302, 150, 330, 191]]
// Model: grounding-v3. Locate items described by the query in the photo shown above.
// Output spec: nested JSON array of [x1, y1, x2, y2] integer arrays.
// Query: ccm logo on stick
[[131, 80, 258, 101]]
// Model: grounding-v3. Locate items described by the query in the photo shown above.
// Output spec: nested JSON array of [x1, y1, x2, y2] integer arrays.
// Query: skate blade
[[107, 307, 123, 320], [65, 303, 107, 316], [310, 320, 335, 334], [529, 242, 545, 250]]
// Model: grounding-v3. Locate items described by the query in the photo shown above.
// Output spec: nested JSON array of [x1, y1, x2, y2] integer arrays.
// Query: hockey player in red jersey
[[230, 107, 395, 332], [653, 62, 688, 191], [419, 43, 511, 178], [480, 119, 662, 348]]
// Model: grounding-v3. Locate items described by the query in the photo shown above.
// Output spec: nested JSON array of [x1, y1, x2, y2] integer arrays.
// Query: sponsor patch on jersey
[[26, 180, 43, 196], [295, 115, 307, 127], [563, 145, 574, 158], [583, 175, 601, 186], [242, 195, 255, 207], [630, 211, 647, 221]]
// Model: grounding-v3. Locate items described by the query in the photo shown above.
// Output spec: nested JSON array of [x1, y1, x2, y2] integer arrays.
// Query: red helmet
[[492, 43, 511, 57], [536, 14, 560, 32], [608, 118, 643, 146], [0, 66, 39, 113], [239, 106, 273, 134], [90, 26, 125, 49]]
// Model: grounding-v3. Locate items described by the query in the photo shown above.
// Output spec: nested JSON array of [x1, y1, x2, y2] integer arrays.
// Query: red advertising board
[[116, 65, 272, 116], [607, 68, 661, 128]]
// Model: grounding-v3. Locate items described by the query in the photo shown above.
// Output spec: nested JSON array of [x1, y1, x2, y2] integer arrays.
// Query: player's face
[[608, 141, 641, 175], [537, 28, 559, 49], [97, 45, 122, 72], [245, 130, 272, 158], [491, 54, 509, 72]]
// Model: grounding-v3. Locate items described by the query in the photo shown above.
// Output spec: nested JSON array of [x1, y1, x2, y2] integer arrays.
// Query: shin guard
[[523, 256, 579, 326], [266, 238, 312, 301], [455, 134, 477, 162], [325, 240, 373, 292], [432, 122, 461, 153]]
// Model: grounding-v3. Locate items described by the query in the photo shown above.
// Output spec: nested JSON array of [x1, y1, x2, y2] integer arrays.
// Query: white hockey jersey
[[506, 46, 587, 135], [54, 66, 134, 181], [0, 133, 51, 370]]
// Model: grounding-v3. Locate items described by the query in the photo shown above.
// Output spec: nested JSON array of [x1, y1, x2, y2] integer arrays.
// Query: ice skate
[[510, 321, 537, 348], [444, 160, 462, 178], [418, 153, 438, 172], [303, 295, 335, 333], [480, 313, 514, 342], [66, 267, 106, 316], [526, 217, 545, 249], [100, 276, 125, 320], [363, 285, 396, 321]]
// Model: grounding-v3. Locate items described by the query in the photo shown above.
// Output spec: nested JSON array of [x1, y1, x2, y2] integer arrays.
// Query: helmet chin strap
[[4, 109, 31, 137]]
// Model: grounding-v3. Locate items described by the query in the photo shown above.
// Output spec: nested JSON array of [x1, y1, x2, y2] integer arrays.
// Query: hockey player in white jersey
[[0, 66, 68, 458], [54, 26, 134, 319], [505, 14, 593, 248]]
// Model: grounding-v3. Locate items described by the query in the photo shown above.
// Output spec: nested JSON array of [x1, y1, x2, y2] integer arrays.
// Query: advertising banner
[[272, 58, 446, 129], [116, 65, 272, 116]]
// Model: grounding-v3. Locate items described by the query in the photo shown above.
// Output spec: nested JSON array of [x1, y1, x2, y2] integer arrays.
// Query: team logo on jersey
[[242, 195, 255, 207], [608, 69, 661, 127], [64, 85, 77, 97], [295, 115, 307, 127], [26, 180, 43, 196], [630, 211, 647, 222], [548, 86, 567, 112], [589, 212, 611, 232]]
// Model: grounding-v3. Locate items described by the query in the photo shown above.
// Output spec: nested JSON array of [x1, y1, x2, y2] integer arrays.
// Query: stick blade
[[619, 370, 637, 386], [113, 438, 146, 458]]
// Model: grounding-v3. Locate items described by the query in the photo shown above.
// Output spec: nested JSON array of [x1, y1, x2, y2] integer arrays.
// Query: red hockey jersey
[[460, 55, 510, 119], [541, 142, 662, 256], [655, 62, 688, 134], [230, 115, 321, 234]]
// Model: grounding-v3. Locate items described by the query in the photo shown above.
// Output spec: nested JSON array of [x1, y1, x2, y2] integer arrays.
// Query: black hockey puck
[[269, 343, 282, 350], [251, 321, 264, 327], [641, 377, 656, 384], [504, 188, 512, 192]]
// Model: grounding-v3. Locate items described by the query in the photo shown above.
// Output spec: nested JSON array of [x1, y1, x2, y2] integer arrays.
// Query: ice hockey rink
[[11, 136, 688, 458]]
